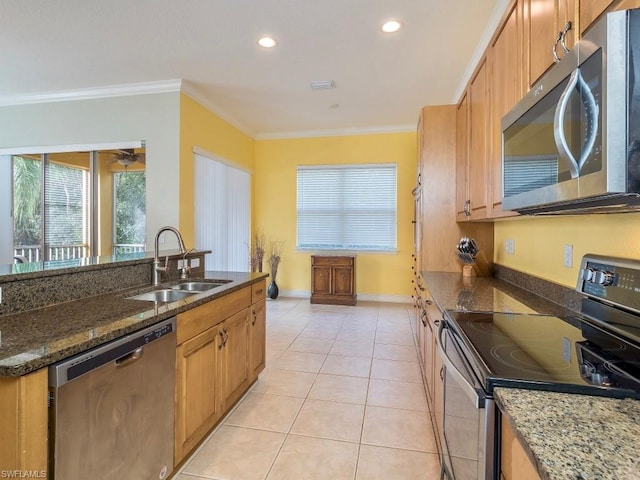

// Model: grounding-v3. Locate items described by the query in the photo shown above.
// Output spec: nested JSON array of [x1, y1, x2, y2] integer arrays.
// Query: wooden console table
[[310, 255, 356, 306]]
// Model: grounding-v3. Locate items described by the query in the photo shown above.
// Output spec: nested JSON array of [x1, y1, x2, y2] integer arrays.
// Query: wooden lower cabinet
[[0, 369, 48, 474], [218, 309, 250, 411], [501, 416, 542, 480], [310, 255, 356, 306], [249, 298, 266, 382], [174, 281, 266, 465], [175, 324, 223, 463]]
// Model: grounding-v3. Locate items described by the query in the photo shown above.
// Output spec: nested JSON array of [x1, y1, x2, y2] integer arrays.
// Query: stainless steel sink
[[171, 280, 232, 292], [127, 289, 196, 303]]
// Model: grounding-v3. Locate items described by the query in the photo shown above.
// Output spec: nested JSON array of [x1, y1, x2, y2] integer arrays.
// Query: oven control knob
[[593, 270, 615, 286], [581, 268, 595, 282]]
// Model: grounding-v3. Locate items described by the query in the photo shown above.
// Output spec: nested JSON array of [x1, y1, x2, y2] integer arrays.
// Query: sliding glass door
[[10, 147, 146, 263]]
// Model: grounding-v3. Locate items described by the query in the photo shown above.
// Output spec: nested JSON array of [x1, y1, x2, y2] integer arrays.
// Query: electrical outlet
[[177, 259, 185, 269], [564, 244, 573, 268], [562, 337, 571, 363], [505, 239, 515, 255], [190, 258, 200, 268]]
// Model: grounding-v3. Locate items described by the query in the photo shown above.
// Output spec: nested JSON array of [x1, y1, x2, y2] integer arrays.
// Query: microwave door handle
[[553, 69, 581, 179], [436, 320, 484, 408], [576, 72, 599, 173]]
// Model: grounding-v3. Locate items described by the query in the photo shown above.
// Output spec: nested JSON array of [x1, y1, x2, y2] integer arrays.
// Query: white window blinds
[[296, 164, 397, 251], [194, 153, 250, 271]]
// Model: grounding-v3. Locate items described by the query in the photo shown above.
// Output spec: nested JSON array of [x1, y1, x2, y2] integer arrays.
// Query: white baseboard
[[276, 290, 412, 304]]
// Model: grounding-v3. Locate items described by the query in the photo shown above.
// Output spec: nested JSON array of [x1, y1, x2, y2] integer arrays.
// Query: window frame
[[296, 163, 398, 253]]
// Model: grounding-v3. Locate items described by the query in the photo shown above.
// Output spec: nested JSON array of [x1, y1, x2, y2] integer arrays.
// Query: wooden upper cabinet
[[489, 0, 523, 218], [468, 57, 490, 220], [456, 92, 470, 221], [580, 0, 615, 33], [524, 0, 577, 87], [417, 105, 459, 271]]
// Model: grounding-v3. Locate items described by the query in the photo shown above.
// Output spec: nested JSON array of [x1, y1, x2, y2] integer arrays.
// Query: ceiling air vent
[[310, 80, 336, 90]]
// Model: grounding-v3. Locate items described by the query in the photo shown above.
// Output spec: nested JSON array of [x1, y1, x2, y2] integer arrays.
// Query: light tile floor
[[173, 298, 440, 480]]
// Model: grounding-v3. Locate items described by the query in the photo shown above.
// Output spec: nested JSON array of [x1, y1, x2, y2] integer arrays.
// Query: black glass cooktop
[[446, 311, 640, 399]]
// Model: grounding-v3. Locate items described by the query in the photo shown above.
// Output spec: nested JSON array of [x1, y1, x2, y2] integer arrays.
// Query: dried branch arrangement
[[250, 231, 266, 272], [268, 240, 285, 281]]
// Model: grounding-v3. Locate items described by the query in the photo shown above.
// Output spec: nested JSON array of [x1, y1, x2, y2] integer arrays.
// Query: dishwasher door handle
[[116, 347, 144, 367]]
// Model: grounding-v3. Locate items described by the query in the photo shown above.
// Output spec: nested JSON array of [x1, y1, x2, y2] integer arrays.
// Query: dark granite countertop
[[420, 271, 639, 480], [421, 271, 578, 317], [495, 388, 640, 480], [0, 271, 268, 377]]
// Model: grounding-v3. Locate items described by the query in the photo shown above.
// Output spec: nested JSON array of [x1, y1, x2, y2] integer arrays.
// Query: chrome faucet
[[153, 226, 188, 286]]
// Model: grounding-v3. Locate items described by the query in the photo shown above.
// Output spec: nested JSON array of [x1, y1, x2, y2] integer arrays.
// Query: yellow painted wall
[[494, 213, 640, 287], [179, 93, 255, 246], [254, 132, 417, 298]]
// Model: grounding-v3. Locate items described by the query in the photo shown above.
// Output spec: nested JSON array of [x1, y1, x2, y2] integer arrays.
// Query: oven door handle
[[437, 320, 485, 409]]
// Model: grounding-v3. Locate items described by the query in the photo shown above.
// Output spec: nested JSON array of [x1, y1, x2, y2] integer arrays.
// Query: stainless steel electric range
[[438, 254, 640, 480]]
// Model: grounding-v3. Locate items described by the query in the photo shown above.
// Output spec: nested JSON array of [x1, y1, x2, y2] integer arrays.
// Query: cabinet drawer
[[251, 279, 266, 303], [311, 256, 354, 267], [177, 286, 252, 344]]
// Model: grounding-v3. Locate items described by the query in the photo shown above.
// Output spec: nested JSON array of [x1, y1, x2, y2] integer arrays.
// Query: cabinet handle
[[439, 367, 444, 381], [463, 200, 471, 217], [421, 310, 427, 327], [560, 21, 572, 54], [434, 319, 441, 326], [252, 310, 257, 326], [256, 288, 263, 295], [552, 30, 563, 63], [218, 330, 225, 350]]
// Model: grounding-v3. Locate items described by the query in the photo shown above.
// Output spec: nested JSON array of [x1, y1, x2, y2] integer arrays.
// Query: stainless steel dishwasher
[[48, 317, 176, 480]]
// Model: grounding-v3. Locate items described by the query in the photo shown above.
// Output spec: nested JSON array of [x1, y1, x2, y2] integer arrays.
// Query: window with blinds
[[45, 161, 89, 255], [296, 164, 397, 251]]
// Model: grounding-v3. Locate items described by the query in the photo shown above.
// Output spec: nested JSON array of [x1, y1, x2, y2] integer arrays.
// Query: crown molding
[[179, 81, 255, 138], [0, 79, 183, 107], [0, 78, 416, 140], [255, 124, 415, 140]]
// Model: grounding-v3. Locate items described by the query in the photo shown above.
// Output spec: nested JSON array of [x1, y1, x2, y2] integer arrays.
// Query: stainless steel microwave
[[501, 8, 640, 214]]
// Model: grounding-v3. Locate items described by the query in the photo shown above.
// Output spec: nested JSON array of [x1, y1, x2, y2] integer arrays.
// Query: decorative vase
[[267, 280, 279, 299]]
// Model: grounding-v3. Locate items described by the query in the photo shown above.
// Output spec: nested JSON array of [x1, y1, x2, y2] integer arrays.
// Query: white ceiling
[[0, 0, 507, 138]]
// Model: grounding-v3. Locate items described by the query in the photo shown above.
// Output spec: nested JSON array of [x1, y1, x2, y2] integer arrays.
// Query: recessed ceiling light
[[257, 36, 276, 48], [381, 20, 402, 33]]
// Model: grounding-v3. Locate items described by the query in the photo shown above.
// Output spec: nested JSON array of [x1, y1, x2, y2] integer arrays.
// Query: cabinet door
[[525, 0, 577, 87], [580, 0, 614, 33], [312, 265, 332, 295], [333, 266, 354, 296], [175, 325, 221, 463], [220, 309, 250, 411], [489, 0, 523, 218], [433, 341, 445, 454], [456, 92, 470, 221], [501, 416, 542, 480], [249, 299, 266, 382], [0, 369, 48, 473], [423, 314, 435, 403], [468, 57, 489, 219]]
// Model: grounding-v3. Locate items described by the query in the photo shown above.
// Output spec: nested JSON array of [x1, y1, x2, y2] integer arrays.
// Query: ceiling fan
[[110, 149, 145, 167]]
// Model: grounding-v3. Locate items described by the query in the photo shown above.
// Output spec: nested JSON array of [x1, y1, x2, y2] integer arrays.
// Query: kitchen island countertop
[[495, 387, 640, 480], [0, 271, 268, 377]]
